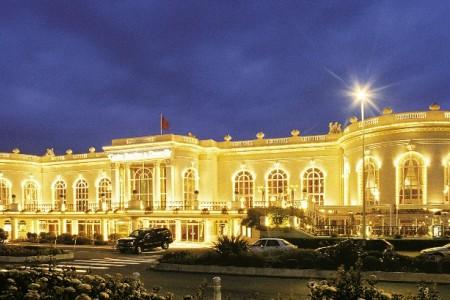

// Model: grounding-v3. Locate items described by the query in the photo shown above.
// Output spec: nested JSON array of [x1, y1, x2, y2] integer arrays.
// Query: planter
[[0, 251, 74, 263]]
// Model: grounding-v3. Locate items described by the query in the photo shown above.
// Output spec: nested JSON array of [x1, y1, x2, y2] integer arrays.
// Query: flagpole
[[160, 113, 162, 135]]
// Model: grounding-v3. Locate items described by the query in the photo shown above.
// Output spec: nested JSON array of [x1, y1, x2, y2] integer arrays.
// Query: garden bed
[[0, 245, 73, 263]]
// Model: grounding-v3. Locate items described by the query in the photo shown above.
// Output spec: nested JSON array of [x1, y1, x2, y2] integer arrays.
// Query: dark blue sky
[[1, 1, 450, 155]]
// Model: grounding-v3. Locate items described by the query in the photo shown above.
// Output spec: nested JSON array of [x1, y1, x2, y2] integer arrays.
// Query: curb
[[152, 263, 450, 284]]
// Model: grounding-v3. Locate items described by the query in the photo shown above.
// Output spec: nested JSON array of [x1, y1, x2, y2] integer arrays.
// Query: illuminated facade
[[0, 104, 450, 241]]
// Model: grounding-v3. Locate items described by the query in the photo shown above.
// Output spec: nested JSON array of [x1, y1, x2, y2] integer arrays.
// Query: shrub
[[0, 228, 8, 243], [0, 245, 64, 256], [362, 255, 380, 271], [213, 235, 249, 256], [73, 235, 92, 245], [26, 232, 38, 243], [39, 232, 56, 243], [56, 233, 75, 244]]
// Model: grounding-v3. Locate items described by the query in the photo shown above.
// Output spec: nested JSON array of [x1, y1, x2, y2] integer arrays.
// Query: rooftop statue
[[328, 122, 342, 134]]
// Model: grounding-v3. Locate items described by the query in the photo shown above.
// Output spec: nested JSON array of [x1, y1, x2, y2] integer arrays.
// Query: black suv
[[116, 228, 173, 254]]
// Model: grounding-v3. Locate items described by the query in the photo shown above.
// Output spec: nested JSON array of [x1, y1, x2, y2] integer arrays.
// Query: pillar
[[125, 164, 131, 208], [102, 219, 109, 241], [232, 218, 241, 236], [175, 219, 181, 242], [204, 219, 212, 242], [113, 163, 121, 208], [166, 164, 174, 209], [11, 218, 18, 240], [72, 220, 78, 235]]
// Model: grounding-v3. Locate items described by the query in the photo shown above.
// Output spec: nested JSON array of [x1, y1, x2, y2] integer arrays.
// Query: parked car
[[249, 238, 297, 253], [116, 228, 173, 254], [315, 239, 394, 255], [420, 243, 450, 260]]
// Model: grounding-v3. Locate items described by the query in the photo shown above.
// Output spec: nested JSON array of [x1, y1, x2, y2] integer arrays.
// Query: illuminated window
[[53, 180, 66, 209], [160, 163, 167, 209], [358, 158, 380, 206], [75, 179, 89, 211], [267, 169, 288, 202], [398, 154, 425, 205], [303, 168, 325, 206], [0, 178, 11, 206], [234, 171, 254, 208], [97, 178, 112, 207], [131, 167, 153, 209], [445, 161, 450, 203], [23, 181, 38, 210], [183, 169, 196, 209]]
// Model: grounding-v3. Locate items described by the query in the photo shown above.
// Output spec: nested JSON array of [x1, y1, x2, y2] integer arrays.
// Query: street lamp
[[352, 85, 371, 239]]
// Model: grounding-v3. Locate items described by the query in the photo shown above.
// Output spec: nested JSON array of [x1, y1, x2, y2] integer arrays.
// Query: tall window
[[446, 161, 450, 203], [359, 158, 380, 206], [160, 163, 167, 209], [234, 171, 254, 208], [0, 178, 10, 206], [75, 179, 89, 211], [53, 180, 67, 209], [131, 167, 153, 209], [267, 169, 288, 202], [303, 168, 325, 206], [183, 169, 196, 209], [97, 178, 112, 207], [23, 181, 38, 210], [399, 154, 425, 205]]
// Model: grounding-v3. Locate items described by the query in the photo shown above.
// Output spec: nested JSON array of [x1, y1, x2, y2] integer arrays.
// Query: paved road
[[3, 248, 450, 299]]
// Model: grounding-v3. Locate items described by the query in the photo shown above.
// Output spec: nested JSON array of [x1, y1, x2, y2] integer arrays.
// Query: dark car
[[116, 228, 173, 254], [315, 239, 394, 255]]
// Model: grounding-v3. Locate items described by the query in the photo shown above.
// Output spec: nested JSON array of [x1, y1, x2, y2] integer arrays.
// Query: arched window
[[183, 169, 196, 209], [97, 178, 112, 207], [267, 169, 288, 203], [23, 181, 38, 210], [0, 178, 11, 206], [234, 171, 254, 208], [75, 179, 89, 211], [398, 154, 425, 205], [358, 158, 380, 206], [303, 168, 325, 206], [53, 180, 66, 209], [445, 160, 450, 203], [131, 168, 153, 209]]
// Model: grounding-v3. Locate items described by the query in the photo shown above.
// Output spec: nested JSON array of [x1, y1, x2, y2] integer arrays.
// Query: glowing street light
[[352, 84, 372, 239]]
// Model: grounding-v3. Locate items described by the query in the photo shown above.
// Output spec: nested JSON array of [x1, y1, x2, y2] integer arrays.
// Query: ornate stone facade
[[0, 105, 449, 241]]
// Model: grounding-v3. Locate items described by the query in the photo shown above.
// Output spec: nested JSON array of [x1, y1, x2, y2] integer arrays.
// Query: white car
[[249, 238, 297, 253], [420, 243, 450, 260]]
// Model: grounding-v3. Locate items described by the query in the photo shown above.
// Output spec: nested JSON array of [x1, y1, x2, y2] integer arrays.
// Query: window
[[234, 171, 254, 208], [53, 180, 66, 209], [183, 169, 196, 209], [0, 178, 10, 206], [303, 168, 325, 206], [160, 163, 167, 209], [97, 178, 112, 207], [23, 181, 38, 210], [75, 179, 89, 211], [267, 169, 288, 202], [359, 158, 380, 206], [131, 167, 153, 209], [398, 154, 425, 205]]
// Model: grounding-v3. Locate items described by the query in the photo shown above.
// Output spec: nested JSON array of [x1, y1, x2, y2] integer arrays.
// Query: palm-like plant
[[213, 235, 249, 256]]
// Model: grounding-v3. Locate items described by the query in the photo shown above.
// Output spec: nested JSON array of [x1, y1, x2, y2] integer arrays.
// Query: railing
[[358, 117, 379, 127], [266, 138, 289, 145], [395, 112, 427, 120]]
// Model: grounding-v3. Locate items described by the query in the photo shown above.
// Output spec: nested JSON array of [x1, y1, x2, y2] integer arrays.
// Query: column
[[113, 163, 121, 208], [204, 219, 212, 242], [166, 164, 174, 209], [125, 164, 131, 208], [155, 161, 161, 210], [102, 219, 109, 241], [62, 219, 67, 234], [232, 218, 241, 236], [175, 219, 182, 242], [11, 218, 18, 240], [72, 220, 78, 235]]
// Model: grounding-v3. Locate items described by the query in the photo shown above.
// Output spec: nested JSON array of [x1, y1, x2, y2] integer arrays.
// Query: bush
[[39, 232, 56, 243], [0, 228, 8, 243], [26, 232, 38, 243], [73, 235, 92, 245], [56, 233, 75, 245], [213, 235, 249, 256], [362, 255, 380, 271], [0, 245, 64, 257]]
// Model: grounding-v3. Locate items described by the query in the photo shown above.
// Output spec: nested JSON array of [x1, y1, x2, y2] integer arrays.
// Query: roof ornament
[[429, 103, 440, 111], [224, 134, 232, 142], [256, 132, 265, 139], [406, 141, 416, 151], [382, 107, 393, 115], [349, 116, 358, 124], [328, 122, 342, 134], [45, 148, 55, 157], [290, 129, 300, 137], [12, 148, 20, 154]]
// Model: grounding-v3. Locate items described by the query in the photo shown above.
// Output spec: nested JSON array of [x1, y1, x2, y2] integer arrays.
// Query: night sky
[[1, 1, 450, 155]]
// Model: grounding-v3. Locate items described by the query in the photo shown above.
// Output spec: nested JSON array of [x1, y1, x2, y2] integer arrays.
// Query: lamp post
[[354, 86, 370, 239]]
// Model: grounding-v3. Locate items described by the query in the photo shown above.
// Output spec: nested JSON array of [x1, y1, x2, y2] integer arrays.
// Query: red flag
[[161, 114, 169, 132]]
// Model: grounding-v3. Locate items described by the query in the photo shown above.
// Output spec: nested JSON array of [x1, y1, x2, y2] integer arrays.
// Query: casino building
[[0, 104, 450, 242]]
